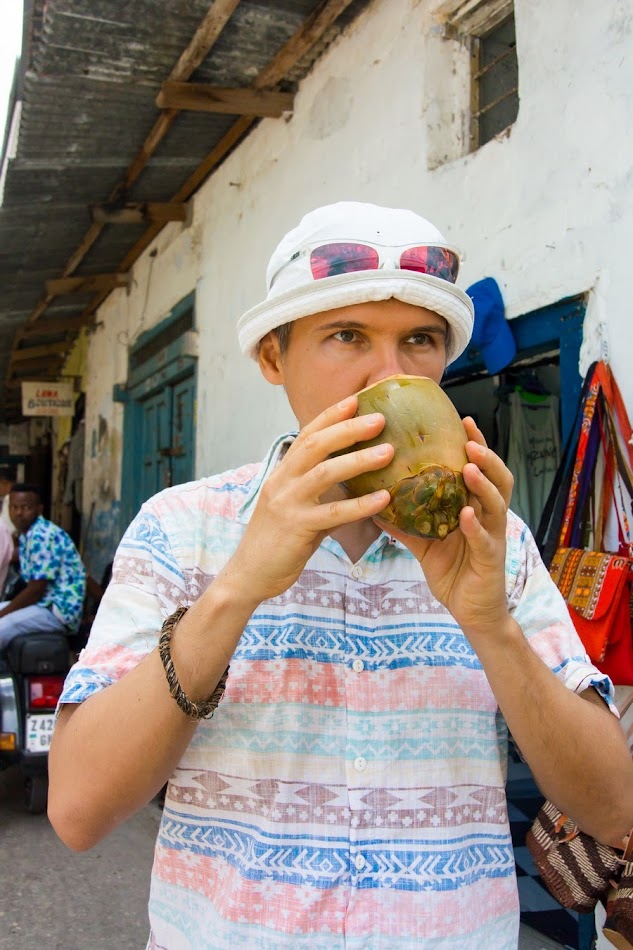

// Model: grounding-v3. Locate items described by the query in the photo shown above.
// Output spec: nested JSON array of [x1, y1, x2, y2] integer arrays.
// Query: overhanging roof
[[0, 0, 371, 421]]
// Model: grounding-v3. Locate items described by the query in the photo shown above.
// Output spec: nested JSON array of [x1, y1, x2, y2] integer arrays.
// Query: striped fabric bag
[[526, 800, 624, 913]]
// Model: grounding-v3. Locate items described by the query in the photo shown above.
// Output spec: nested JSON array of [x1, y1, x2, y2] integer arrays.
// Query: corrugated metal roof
[[0, 0, 371, 420]]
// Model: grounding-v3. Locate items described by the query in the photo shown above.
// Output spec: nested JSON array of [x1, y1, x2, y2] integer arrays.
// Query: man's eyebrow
[[316, 319, 448, 338], [406, 324, 448, 338]]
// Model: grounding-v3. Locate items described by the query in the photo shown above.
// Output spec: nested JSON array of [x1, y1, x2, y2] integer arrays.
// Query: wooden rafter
[[11, 342, 70, 362], [83, 0, 361, 309], [8, 0, 359, 385], [8, 359, 65, 385], [156, 82, 294, 117], [91, 202, 190, 226], [12, 0, 242, 347], [20, 314, 95, 338], [45, 274, 131, 297]]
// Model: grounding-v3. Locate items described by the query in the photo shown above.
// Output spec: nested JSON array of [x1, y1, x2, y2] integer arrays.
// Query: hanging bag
[[545, 362, 633, 685], [526, 799, 630, 913], [528, 362, 633, 948]]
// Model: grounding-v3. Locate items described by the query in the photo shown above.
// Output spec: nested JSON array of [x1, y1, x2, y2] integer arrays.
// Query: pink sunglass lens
[[400, 247, 459, 282], [310, 243, 379, 279]]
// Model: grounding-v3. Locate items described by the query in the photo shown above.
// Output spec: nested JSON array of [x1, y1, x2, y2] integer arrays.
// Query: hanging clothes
[[63, 419, 85, 511], [505, 389, 561, 533]]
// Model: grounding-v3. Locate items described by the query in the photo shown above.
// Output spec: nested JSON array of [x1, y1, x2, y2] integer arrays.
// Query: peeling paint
[[83, 501, 121, 584]]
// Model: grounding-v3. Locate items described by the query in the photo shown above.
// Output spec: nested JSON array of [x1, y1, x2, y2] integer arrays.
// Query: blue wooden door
[[170, 375, 195, 489], [137, 373, 195, 507], [141, 387, 173, 498]]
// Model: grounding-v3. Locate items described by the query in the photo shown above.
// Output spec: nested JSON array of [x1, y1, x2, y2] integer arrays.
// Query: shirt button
[[354, 854, 366, 871], [354, 756, 367, 772], [352, 658, 364, 673], [350, 565, 363, 580]]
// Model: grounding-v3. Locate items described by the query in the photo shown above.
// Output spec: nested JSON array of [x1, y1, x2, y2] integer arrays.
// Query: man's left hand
[[377, 416, 515, 639]]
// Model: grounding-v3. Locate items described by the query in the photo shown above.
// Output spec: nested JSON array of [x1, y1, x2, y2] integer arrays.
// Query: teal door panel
[[170, 375, 195, 489], [116, 294, 197, 541], [125, 372, 195, 530], [141, 388, 173, 498]]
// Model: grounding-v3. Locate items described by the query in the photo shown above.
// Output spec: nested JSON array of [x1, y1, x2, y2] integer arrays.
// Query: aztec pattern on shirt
[[60, 433, 614, 949], [21, 515, 85, 630]]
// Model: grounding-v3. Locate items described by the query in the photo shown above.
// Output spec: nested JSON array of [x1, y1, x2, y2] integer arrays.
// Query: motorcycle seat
[[3, 632, 69, 675]]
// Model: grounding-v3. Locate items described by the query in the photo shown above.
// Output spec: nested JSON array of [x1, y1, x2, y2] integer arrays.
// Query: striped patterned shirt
[[60, 433, 614, 949]]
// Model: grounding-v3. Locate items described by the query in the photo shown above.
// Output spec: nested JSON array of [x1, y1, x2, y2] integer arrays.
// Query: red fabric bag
[[549, 547, 633, 683]]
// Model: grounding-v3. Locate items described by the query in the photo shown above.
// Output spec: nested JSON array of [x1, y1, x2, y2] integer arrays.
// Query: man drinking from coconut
[[49, 202, 633, 949]]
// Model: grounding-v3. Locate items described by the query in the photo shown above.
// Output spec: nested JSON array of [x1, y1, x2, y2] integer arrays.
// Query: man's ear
[[257, 331, 285, 386]]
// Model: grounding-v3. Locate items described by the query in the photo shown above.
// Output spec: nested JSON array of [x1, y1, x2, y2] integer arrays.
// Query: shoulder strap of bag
[[535, 362, 596, 562], [558, 364, 602, 548], [596, 362, 633, 471], [596, 397, 631, 552]]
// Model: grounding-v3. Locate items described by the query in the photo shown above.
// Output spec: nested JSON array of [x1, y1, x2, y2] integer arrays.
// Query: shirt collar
[[236, 432, 409, 555], [236, 431, 298, 525], [21, 514, 44, 539]]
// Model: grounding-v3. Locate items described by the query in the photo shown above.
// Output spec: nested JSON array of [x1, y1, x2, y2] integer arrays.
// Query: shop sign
[[21, 381, 75, 417]]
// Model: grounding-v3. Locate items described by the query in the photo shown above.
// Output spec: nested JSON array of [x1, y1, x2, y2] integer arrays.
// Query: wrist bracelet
[[158, 606, 229, 720]]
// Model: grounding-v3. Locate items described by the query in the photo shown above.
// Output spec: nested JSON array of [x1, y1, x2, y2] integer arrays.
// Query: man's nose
[[364, 345, 409, 387]]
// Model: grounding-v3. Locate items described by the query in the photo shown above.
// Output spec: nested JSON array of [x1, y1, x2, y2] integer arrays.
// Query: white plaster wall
[[84, 0, 633, 516]]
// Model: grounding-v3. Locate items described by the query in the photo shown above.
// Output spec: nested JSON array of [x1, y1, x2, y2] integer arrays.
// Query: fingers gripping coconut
[[336, 375, 468, 540]]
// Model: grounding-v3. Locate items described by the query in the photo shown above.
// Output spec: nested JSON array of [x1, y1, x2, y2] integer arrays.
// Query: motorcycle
[[0, 629, 70, 813]]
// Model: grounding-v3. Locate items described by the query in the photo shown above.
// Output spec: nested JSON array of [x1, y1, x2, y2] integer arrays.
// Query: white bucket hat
[[237, 201, 474, 364]]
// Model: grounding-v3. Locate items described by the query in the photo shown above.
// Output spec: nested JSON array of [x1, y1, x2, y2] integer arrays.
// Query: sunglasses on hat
[[270, 240, 461, 287]]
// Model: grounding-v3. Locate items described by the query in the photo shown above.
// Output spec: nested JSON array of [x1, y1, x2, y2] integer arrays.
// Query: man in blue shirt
[[0, 483, 86, 648]]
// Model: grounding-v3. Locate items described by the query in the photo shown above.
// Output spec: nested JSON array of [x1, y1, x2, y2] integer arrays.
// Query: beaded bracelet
[[158, 606, 229, 720]]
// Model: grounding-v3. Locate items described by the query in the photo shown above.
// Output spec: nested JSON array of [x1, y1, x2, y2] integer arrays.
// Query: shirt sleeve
[[21, 521, 58, 582], [506, 511, 617, 715], [58, 499, 188, 706]]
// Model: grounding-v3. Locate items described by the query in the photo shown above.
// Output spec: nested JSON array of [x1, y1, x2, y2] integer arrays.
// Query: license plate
[[25, 714, 56, 753]]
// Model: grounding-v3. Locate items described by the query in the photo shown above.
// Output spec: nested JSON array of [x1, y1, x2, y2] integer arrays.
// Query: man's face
[[258, 298, 449, 428], [9, 491, 43, 534]]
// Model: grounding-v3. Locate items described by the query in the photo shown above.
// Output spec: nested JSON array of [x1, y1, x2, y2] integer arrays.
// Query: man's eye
[[407, 333, 430, 345], [333, 330, 357, 343]]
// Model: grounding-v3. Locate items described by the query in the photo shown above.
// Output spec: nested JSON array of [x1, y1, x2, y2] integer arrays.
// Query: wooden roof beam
[[11, 342, 70, 362], [19, 314, 95, 339], [7, 359, 65, 385], [45, 273, 131, 297], [15, 0, 241, 340], [156, 82, 294, 117], [90, 201, 190, 226], [76, 0, 362, 321], [123, 0, 243, 193]]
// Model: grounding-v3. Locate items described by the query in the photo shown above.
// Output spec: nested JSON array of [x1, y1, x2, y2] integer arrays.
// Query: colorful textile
[[60, 434, 615, 949], [20, 515, 85, 631]]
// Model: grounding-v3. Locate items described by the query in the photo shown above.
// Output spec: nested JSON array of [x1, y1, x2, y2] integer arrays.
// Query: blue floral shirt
[[19, 515, 86, 631]]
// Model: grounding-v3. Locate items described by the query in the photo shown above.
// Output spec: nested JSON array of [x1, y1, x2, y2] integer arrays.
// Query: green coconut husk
[[338, 374, 468, 540]]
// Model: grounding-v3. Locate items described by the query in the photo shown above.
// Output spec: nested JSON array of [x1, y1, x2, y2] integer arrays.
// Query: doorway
[[117, 294, 198, 535], [443, 294, 588, 949]]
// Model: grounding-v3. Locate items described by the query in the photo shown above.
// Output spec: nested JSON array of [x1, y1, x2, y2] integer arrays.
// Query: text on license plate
[[26, 714, 55, 753]]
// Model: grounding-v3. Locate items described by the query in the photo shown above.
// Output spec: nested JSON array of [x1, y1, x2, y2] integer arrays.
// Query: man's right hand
[[223, 395, 394, 605]]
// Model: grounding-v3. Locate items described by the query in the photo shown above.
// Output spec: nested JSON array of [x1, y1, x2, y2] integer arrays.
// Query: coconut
[[339, 374, 468, 540]]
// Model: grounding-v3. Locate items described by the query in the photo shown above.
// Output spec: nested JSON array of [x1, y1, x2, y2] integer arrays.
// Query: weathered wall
[[82, 0, 633, 559]]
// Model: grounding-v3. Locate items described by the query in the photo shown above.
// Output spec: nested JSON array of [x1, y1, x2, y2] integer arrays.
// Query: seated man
[[0, 483, 86, 648]]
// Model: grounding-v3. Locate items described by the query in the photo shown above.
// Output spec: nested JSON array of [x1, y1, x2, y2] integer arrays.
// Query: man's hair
[[274, 323, 292, 354], [10, 483, 44, 504]]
